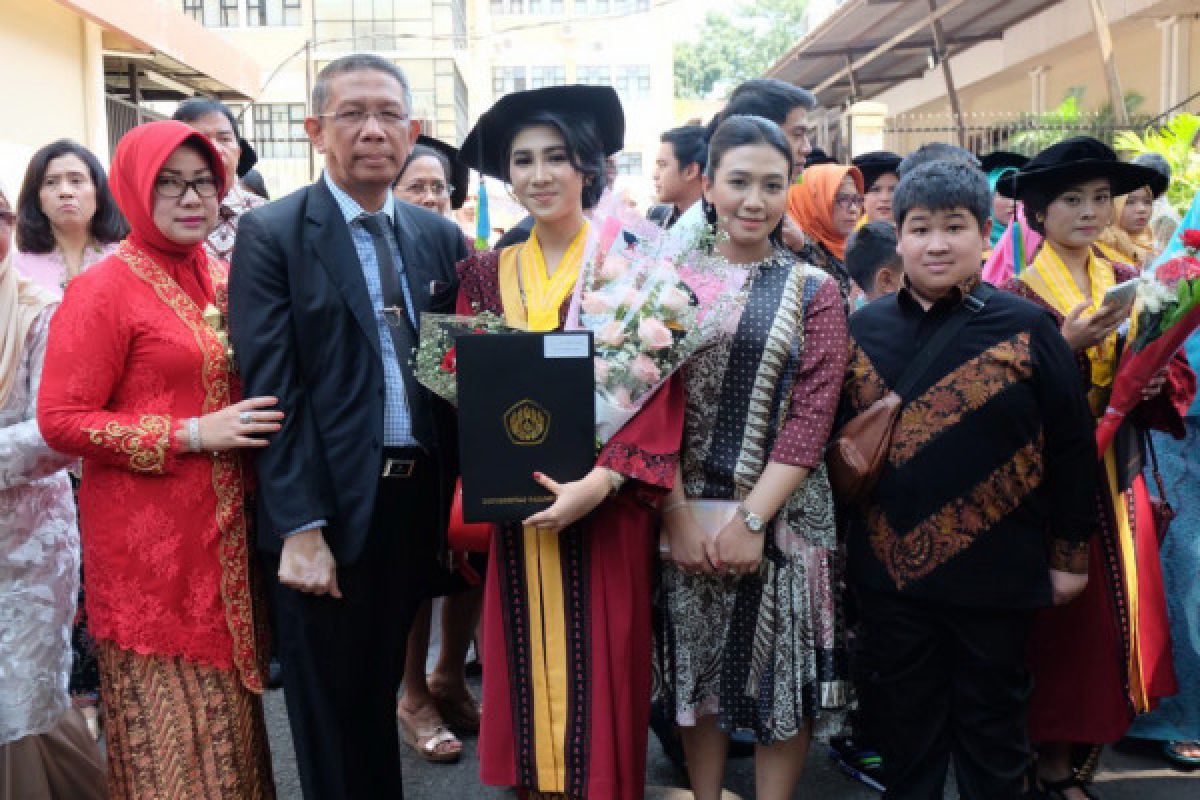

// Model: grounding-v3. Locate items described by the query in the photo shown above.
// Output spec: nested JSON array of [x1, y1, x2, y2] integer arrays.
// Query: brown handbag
[[827, 392, 902, 504], [828, 283, 993, 505]]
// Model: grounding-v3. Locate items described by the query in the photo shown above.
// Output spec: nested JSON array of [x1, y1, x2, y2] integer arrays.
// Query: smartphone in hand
[[1101, 278, 1139, 312]]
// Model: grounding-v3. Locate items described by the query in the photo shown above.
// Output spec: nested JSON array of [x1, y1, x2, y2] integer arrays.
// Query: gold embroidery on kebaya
[[116, 242, 265, 692], [85, 415, 171, 474]]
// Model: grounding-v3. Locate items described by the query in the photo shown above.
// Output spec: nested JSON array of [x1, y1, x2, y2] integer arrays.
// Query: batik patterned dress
[[654, 247, 850, 744], [459, 234, 685, 800]]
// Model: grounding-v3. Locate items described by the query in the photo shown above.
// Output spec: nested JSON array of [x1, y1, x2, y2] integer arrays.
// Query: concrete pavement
[[262, 685, 1199, 799]]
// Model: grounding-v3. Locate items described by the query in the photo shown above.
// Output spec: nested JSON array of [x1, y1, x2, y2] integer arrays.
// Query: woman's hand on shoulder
[[193, 396, 284, 452]]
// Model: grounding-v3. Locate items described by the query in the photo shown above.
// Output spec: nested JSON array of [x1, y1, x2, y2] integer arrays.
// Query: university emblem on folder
[[504, 399, 550, 446]]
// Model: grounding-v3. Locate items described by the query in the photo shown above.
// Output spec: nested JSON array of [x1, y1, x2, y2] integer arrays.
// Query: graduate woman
[[456, 85, 685, 800]]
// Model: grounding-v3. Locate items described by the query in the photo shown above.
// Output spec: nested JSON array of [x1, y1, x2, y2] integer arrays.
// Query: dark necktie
[[357, 211, 432, 448]]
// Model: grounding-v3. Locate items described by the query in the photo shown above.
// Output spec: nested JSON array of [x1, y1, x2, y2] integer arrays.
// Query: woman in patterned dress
[[37, 120, 282, 799], [0, 181, 105, 798], [654, 115, 849, 800]]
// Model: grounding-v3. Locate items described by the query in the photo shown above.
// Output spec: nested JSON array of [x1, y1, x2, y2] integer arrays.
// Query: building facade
[[187, 0, 470, 195], [767, 0, 1199, 158], [0, 0, 258, 195], [466, 0, 674, 185]]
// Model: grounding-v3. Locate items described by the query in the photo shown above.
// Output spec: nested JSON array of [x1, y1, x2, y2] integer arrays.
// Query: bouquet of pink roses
[[565, 193, 750, 443]]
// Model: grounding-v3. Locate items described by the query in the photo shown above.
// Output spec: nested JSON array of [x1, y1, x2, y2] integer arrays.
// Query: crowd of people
[[2, 50, 1199, 800]]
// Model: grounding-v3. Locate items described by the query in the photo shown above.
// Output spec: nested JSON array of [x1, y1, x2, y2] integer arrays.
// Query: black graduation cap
[[996, 136, 1167, 199], [851, 150, 902, 190], [805, 147, 837, 167], [412, 134, 469, 210], [978, 150, 1029, 175], [460, 85, 625, 182]]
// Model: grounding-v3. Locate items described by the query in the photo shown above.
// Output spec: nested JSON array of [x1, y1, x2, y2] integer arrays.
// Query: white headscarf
[[0, 182, 56, 407]]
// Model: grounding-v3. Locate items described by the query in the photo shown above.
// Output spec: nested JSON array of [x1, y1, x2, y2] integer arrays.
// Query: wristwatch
[[737, 504, 766, 534]]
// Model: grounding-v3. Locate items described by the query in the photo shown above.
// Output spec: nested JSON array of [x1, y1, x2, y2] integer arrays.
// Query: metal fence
[[879, 91, 1200, 157], [881, 110, 1161, 157], [105, 95, 165, 158]]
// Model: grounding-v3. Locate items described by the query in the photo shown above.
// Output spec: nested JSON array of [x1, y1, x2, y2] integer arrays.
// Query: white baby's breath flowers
[[1135, 275, 1176, 315]]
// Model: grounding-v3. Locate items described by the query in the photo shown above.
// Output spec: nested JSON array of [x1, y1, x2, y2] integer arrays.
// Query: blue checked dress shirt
[[323, 172, 418, 447]]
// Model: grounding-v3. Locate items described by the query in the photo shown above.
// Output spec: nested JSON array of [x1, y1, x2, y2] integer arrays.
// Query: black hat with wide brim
[[978, 150, 1028, 174], [851, 150, 902, 189], [996, 136, 1167, 199], [461, 85, 625, 182], [410, 135, 469, 210]]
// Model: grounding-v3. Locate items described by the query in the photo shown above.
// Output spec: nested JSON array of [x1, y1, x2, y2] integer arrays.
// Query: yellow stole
[[1020, 242, 1117, 413], [497, 222, 589, 332], [494, 220, 589, 792]]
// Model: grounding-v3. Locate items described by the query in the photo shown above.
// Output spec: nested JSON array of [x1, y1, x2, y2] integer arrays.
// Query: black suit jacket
[[229, 179, 467, 565]]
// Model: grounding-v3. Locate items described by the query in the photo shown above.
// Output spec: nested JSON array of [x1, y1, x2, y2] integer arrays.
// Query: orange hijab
[[787, 164, 864, 261]]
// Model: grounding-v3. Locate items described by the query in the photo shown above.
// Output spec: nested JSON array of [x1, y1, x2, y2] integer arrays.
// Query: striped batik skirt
[[97, 641, 274, 799]]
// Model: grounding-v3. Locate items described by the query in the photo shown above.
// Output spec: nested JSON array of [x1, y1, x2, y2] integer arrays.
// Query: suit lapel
[[306, 181, 381, 356]]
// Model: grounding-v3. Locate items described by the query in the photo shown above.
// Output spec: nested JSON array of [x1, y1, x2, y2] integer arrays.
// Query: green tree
[[1114, 113, 1200, 215], [674, 0, 810, 100]]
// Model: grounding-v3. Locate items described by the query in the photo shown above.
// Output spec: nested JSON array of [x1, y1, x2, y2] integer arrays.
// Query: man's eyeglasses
[[155, 176, 220, 198], [400, 181, 453, 198], [0, 210, 14, 227], [834, 193, 865, 210], [321, 109, 410, 129]]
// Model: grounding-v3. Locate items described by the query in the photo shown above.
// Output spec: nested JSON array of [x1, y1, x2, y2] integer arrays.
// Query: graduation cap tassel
[[475, 180, 491, 251]]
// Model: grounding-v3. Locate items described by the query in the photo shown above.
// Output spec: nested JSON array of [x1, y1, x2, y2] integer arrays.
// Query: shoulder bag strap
[[893, 282, 995, 400]]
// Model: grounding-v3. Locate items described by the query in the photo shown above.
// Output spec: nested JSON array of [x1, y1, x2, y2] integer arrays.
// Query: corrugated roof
[[765, 0, 1062, 108]]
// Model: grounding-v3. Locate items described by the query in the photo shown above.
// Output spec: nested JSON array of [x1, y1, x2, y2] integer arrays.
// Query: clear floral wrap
[[414, 192, 750, 444]]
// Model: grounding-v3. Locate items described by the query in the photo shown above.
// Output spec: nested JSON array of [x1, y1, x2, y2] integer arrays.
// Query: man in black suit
[[228, 53, 466, 799]]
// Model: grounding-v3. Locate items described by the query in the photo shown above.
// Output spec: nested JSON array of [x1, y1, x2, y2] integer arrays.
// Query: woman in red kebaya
[[38, 120, 282, 800]]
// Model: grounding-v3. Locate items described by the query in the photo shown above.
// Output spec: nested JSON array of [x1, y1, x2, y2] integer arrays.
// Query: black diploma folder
[[456, 331, 595, 523]]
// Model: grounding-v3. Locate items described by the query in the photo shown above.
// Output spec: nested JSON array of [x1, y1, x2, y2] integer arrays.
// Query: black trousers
[[856, 589, 1033, 800], [265, 450, 437, 800]]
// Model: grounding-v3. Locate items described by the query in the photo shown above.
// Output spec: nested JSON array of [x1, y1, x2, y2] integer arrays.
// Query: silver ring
[[239, 411, 253, 425]]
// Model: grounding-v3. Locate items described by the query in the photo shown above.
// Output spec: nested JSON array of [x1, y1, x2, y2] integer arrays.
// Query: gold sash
[[494, 220, 589, 792], [497, 222, 589, 332], [1020, 242, 1117, 412]]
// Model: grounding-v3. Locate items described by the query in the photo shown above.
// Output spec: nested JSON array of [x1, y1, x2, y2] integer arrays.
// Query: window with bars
[[490, 0, 525, 13], [613, 152, 642, 175], [252, 103, 308, 158], [613, 65, 651, 100], [577, 0, 648, 13], [526, 0, 564, 12], [183, 0, 223, 26], [530, 66, 566, 89], [575, 65, 611, 86], [220, 0, 239, 25], [492, 66, 527, 95], [247, 0, 301, 27]]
